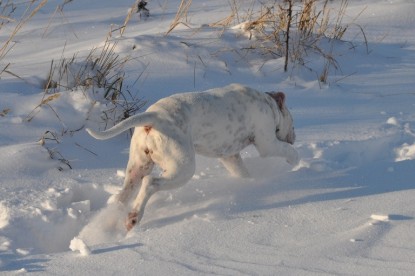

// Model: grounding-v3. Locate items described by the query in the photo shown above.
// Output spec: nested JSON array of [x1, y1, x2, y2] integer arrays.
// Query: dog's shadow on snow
[[92, 243, 142, 255], [141, 152, 415, 228], [0, 252, 49, 273], [139, 156, 293, 228], [234, 157, 415, 214]]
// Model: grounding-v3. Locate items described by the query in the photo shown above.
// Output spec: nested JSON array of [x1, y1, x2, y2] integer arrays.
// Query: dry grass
[[0, 0, 47, 61], [26, 93, 61, 122], [38, 38, 146, 127], [42, 0, 78, 39], [43, 39, 127, 92], [121, 0, 151, 36], [27, 36, 147, 170], [120, 0, 140, 36], [38, 130, 72, 171], [0, 0, 47, 80], [220, 0, 366, 83], [165, 0, 193, 35], [1, 1, 147, 170], [0, 108, 11, 117]]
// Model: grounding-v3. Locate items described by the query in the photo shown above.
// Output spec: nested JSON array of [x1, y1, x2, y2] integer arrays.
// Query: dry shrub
[[213, 0, 366, 83], [35, 39, 146, 129]]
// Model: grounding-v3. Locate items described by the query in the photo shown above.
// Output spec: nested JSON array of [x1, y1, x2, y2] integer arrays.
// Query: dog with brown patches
[[87, 83, 299, 231]]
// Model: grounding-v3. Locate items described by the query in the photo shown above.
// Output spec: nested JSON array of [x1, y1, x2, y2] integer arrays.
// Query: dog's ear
[[266, 92, 286, 110], [276, 92, 285, 110]]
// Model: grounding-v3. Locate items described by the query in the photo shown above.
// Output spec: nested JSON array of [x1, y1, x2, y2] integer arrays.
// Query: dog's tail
[[86, 112, 159, 140]]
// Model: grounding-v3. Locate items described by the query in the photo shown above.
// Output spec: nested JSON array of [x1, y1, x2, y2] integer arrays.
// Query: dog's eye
[[276, 128, 280, 133]]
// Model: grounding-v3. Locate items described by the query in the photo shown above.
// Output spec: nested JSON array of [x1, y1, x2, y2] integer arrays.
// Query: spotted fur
[[87, 83, 299, 231]]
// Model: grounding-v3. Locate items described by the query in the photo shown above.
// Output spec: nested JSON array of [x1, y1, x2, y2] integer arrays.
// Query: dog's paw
[[125, 211, 138, 231], [286, 148, 300, 166]]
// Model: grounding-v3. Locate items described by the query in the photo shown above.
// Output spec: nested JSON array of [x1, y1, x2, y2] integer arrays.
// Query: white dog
[[87, 83, 298, 231]]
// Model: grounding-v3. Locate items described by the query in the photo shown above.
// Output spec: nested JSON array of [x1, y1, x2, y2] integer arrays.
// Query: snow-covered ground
[[1, 0, 415, 274]]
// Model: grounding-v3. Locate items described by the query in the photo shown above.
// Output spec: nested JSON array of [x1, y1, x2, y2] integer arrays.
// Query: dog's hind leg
[[219, 153, 250, 178], [125, 143, 196, 231], [117, 157, 154, 204], [117, 134, 154, 204]]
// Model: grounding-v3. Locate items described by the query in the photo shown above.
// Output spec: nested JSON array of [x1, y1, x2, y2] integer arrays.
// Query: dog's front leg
[[219, 153, 250, 178], [256, 138, 299, 166], [279, 142, 299, 166]]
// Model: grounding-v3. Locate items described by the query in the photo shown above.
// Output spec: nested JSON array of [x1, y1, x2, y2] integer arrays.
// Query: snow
[[69, 237, 91, 256], [370, 214, 390, 222], [1, 0, 415, 274]]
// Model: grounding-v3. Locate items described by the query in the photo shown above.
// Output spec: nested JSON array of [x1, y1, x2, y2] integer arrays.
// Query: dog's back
[[147, 84, 277, 157]]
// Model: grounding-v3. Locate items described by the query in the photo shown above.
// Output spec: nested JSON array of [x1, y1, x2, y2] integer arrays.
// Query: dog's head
[[266, 92, 296, 145]]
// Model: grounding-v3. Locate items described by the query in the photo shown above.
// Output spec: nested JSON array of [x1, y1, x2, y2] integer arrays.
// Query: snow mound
[[395, 142, 415, 162], [370, 214, 390, 222], [0, 178, 112, 255], [77, 203, 128, 247], [69, 237, 91, 256], [386, 117, 400, 126], [0, 202, 9, 229]]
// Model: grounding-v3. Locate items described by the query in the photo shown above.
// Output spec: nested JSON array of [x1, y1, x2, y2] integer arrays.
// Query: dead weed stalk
[[166, 0, 193, 35], [214, 0, 367, 83]]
